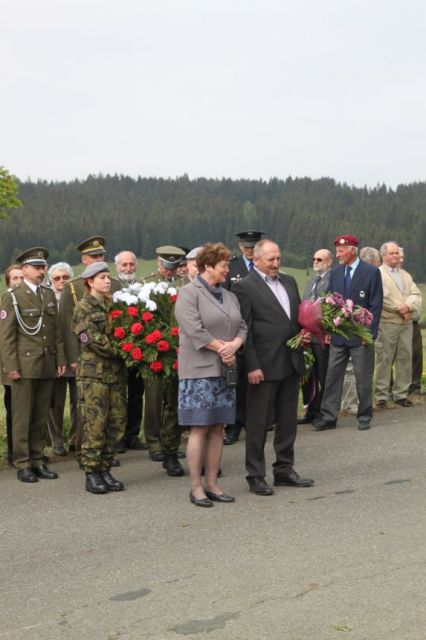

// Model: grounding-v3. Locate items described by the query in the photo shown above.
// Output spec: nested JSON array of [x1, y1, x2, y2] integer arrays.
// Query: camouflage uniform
[[142, 271, 185, 456], [72, 294, 127, 472], [59, 275, 121, 453]]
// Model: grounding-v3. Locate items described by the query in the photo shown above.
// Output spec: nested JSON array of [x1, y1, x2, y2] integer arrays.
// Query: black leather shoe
[[53, 446, 67, 456], [85, 472, 108, 494], [358, 421, 371, 430], [247, 477, 273, 495], [162, 454, 185, 477], [224, 428, 240, 445], [149, 450, 165, 462], [116, 441, 127, 454], [312, 418, 337, 431], [395, 398, 414, 407], [273, 469, 314, 487], [297, 415, 315, 424], [189, 492, 213, 507], [176, 450, 186, 459], [100, 471, 124, 491], [205, 490, 235, 503], [127, 439, 148, 450], [110, 457, 121, 467], [31, 464, 58, 479], [17, 468, 38, 483]]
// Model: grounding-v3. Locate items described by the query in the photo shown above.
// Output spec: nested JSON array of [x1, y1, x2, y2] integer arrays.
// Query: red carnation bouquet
[[110, 281, 179, 378], [287, 293, 374, 350]]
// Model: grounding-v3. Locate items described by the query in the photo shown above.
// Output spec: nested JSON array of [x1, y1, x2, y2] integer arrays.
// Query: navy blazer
[[233, 270, 305, 381], [329, 260, 383, 346]]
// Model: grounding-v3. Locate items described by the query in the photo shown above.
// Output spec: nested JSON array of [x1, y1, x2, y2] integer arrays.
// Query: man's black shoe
[[312, 419, 337, 431], [127, 439, 148, 450], [395, 398, 414, 407], [17, 468, 38, 483], [273, 469, 314, 487], [247, 477, 274, 496], [149, 450, 165, 462], [116, 441, 127, 454], [224, 427, 240, 445], [176, 450, 186, 459], [110, 458, 121, 467], [100, 471, 124, 491], [297, 415, 315, 425], [358, 421, 371, 430], [162, 454, 185, 477], [85, 472, 108, 494], [31, 464, 58, 479]]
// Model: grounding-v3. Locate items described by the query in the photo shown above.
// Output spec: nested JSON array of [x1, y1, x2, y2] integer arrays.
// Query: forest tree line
[[0, 174, 425, 281]]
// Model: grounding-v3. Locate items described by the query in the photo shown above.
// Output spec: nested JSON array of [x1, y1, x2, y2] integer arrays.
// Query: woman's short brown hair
[[196, 242, 231, 272], [4, 264, 22, 287]]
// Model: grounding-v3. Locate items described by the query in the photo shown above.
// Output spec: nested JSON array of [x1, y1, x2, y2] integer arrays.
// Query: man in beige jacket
[[375, 242, 422, 408]]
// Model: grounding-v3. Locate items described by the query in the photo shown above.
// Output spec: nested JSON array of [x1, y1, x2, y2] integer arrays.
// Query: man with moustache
[[233, 239, 314, 496], [312, 235, 383, 432], [0, 248, 66, 482]]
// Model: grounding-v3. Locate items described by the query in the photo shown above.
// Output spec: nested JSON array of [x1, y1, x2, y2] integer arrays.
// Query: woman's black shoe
[[189, 492, 213, 507], [204, 490, 235, 503]]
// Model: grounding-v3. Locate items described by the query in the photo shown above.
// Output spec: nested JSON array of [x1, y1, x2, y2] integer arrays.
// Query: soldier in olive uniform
[[72, 262, 127, 494], [143, 246, 186, 476], [224, 230, 265, 445], [0, 248, 66, 482], [59, 236, 121, 463]]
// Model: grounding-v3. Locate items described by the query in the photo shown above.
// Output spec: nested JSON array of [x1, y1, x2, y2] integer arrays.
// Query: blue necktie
[[313, 275, 321, 300], [248, 260, 254, 272], [344, 266, 352, 297]]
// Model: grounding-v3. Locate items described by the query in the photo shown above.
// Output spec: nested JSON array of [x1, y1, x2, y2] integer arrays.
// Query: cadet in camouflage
[[72, 261, 127, 494]]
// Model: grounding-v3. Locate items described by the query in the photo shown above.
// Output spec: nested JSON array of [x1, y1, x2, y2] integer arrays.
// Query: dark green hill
[[1, 175, 424, 280]]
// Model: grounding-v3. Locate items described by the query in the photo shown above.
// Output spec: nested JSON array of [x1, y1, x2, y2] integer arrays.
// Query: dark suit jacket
[[233, 270, 305, 381], [225, 255, 250, 290], [303, 270, 331, 300], [329, 260, 383, 346]]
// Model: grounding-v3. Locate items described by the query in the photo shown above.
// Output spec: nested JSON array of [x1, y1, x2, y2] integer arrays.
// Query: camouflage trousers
[[143, 376, 180, 454], [77, 377, 126, 472]]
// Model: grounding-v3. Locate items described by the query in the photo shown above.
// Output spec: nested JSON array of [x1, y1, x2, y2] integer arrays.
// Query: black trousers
[[301, 342, 329, 418], [245, 373, 299, 479], [122, 368, 144, 444], [409, 321, 423, 394], [4, 385, 12, 462]]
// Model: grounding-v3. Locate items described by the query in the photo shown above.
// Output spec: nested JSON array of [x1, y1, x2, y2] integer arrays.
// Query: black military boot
[[162, 453, 184, 477], [85, 472, 108, 494], [100, 471, 124, 491]]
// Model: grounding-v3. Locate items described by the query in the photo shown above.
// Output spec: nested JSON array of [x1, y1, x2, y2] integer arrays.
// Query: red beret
[[334, 235, 359, 247]]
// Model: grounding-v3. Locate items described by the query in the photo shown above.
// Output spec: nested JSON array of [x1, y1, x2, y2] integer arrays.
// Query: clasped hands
[[217, 338, 239, 367]]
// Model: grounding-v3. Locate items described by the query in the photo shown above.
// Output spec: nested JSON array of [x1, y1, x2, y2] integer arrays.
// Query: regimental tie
[[312, 275, 322, 300], [344, 265, 352, 297]]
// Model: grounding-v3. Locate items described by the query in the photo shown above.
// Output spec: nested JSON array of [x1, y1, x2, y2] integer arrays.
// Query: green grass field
[[0, 263, 425, 462]]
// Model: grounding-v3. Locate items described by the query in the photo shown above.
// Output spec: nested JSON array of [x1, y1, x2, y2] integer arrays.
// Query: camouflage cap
[[235, 230, 265, 248], [16, 247, 49, 266], [80, 261, 110, 279], [156, 245, 186, 270], [76, 236, 106, 256]]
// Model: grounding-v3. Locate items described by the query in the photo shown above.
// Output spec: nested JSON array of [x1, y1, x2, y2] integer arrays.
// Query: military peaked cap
[[156, 245, 186, 270], [16, 247, 49, 266], [76, 236, 106, 256], [235, 230, 265, 247]]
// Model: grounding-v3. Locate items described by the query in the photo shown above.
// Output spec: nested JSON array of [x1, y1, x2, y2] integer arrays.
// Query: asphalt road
[[1, 402, 425, 640]]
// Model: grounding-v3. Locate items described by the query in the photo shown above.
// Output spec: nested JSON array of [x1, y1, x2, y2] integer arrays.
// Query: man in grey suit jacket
[[299, 249, 333, 423], [233, 240, 314, 496]]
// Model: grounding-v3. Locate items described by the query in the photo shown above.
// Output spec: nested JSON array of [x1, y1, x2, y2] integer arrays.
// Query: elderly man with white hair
[[114, 250, 147, 453], [375, 242, 422, 408]]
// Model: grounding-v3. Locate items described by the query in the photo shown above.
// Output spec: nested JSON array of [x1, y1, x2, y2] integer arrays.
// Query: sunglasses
[[312, 257, 323, 262], [52, 275, 70, 282]]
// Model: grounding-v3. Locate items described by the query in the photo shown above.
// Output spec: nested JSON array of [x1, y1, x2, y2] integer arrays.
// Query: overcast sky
[[2, 0, 426, 187]]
